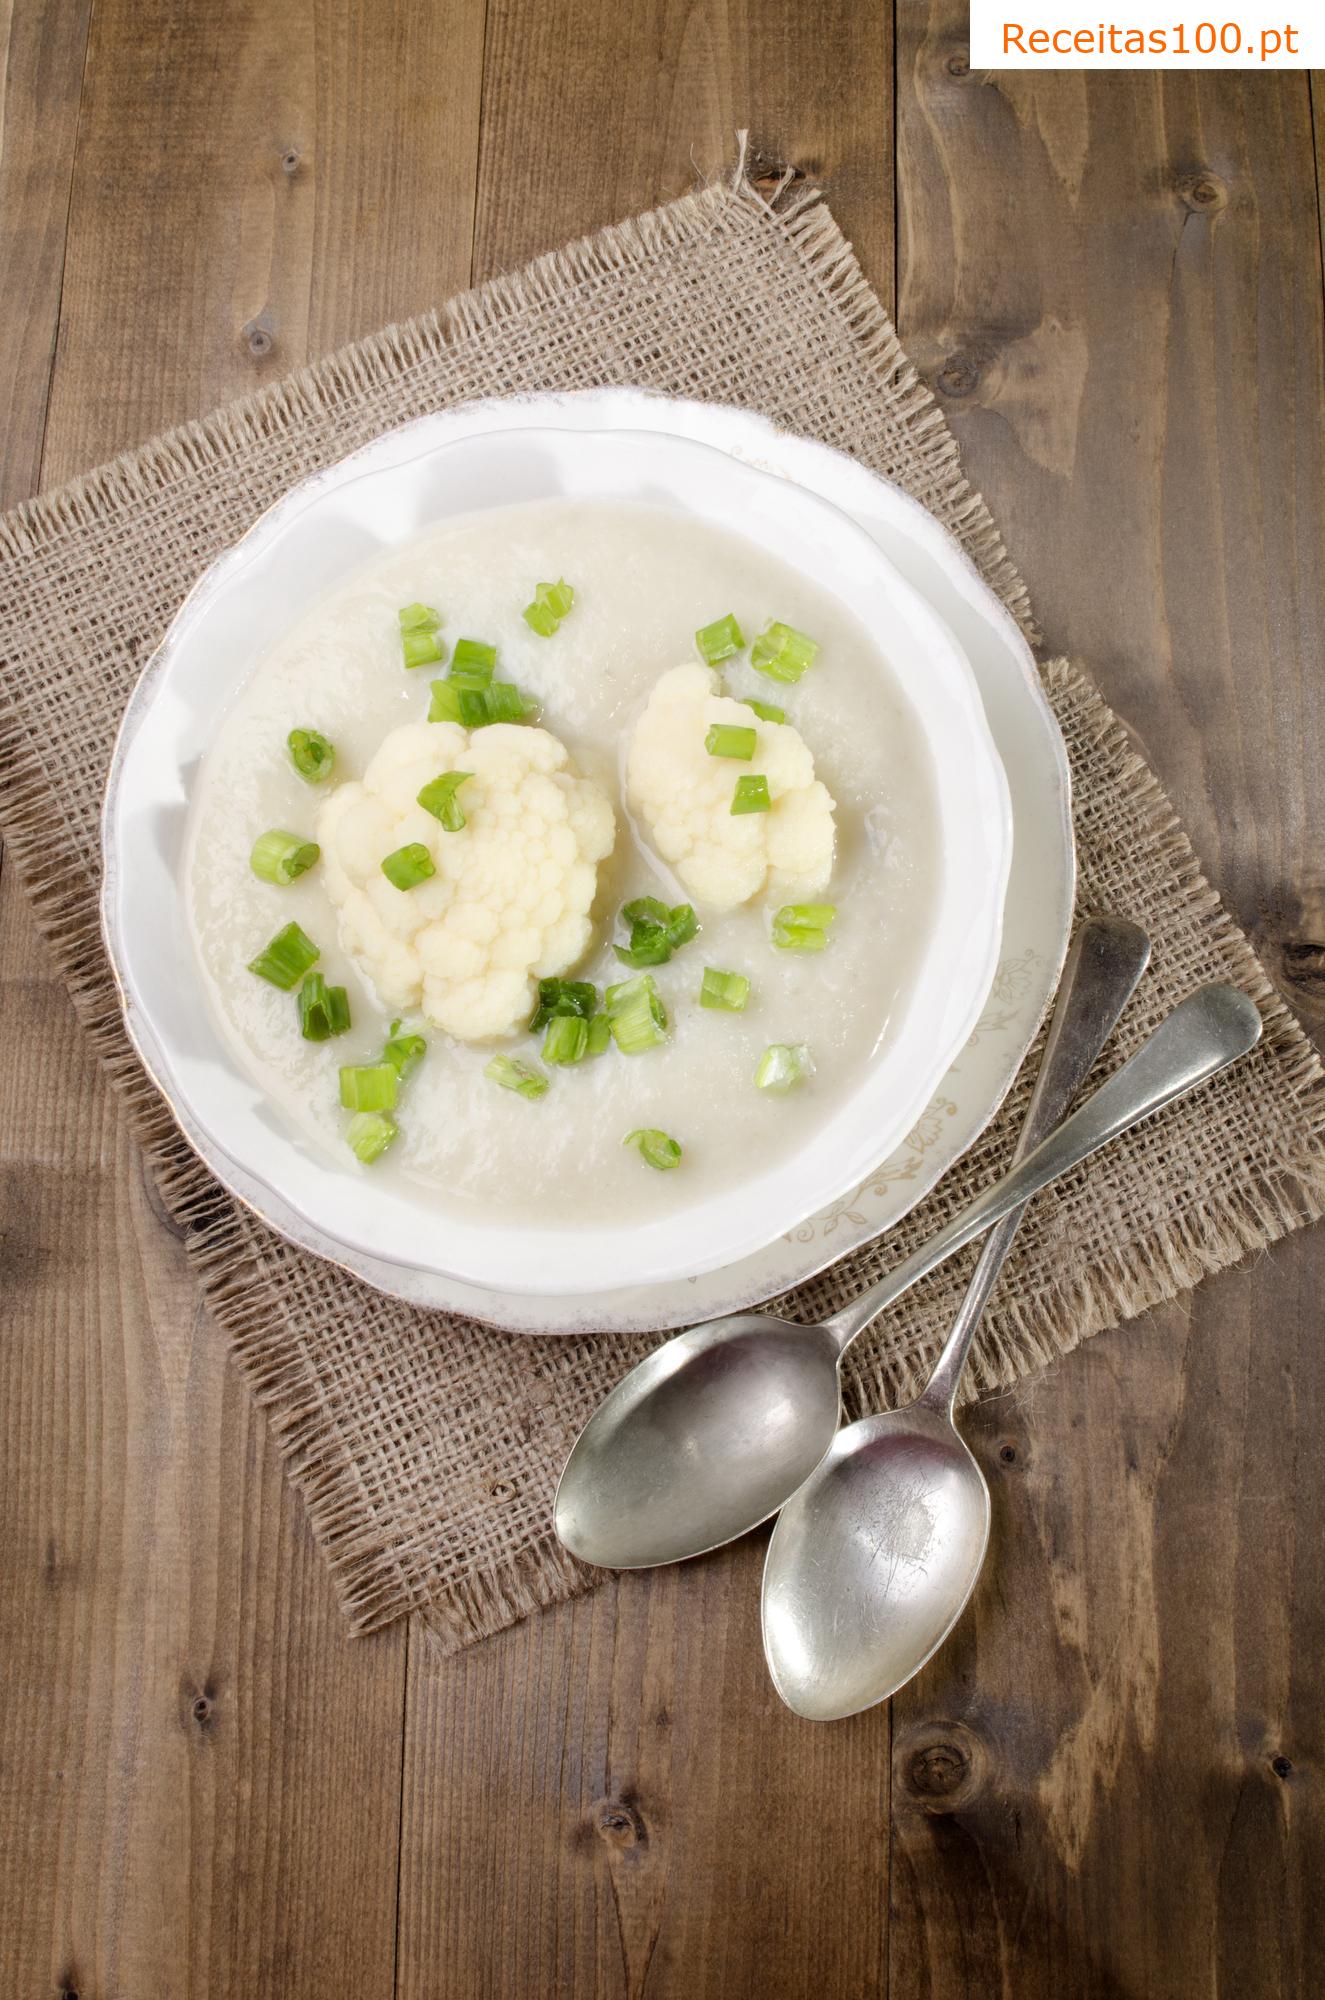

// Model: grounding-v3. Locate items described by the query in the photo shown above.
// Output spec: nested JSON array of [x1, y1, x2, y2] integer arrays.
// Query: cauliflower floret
[[318, 721, 614, 1040], [625, 663, 836, 910]]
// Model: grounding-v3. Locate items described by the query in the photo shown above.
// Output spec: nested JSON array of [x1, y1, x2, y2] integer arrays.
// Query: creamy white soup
[[186, 498, 943, 1229]]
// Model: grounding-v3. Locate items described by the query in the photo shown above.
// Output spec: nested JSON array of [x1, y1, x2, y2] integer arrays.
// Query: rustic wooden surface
[[2, 4, 1322, 1993]]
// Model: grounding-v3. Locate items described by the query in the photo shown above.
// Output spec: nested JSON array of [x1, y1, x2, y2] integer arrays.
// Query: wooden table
[[3, 6, 1322, 1994]]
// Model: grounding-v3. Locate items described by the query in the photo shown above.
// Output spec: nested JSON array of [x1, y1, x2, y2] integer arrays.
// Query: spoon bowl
[[555, 980, 1261, 1574], [554, 1316, 842, 1567], [762, 1405, 991, 1720]]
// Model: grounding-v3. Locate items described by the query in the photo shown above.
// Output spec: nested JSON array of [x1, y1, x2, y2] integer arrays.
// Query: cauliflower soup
[[186, 498, 943, 1228]]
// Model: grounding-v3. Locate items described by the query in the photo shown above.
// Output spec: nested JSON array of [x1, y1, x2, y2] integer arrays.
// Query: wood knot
[[1255, 885, 1325, 1024], [895, 1721, 987, 1814], [181, 1676, 219, 1735], [592, 1796, 647, 1850], [43, 1535, 72, 1590], [1176, 171, 1228, 214], [747, 152, 809, 197], [1280, 937, 1325, 997], [241, 314, 275, 360], [281, 146, 301, 176], [910, 1740, 969, 1795], [997, 1440, 1020, 1467], [1271, 1754, 1293, 1780], [946, 50, 970, 75], [935, 353, 980, 398]]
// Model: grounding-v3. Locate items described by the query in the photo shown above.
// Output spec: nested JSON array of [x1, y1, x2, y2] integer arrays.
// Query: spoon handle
[[825, 982, 1261, 1356], [916, 916, 1150, 1414]]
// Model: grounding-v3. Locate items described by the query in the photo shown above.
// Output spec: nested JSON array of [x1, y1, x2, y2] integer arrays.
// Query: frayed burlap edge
[[1, 163, 1320, 1647]]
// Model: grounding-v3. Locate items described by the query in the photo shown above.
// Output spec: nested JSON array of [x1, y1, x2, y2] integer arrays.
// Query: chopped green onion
[[381, 843, 435, 890], [287, 727, 335, 784], [613, 922, 671, 969], [744, 698, 786, 725], [450, 638, 497, 687], [705, 723, 756, 760], [399, 604, 444, 668], [347, 1110, 397, 1163], [522, 579, 574, 636], [383, 1024, 426, 1085], [606, 973, 669, 1055], [695, 613, 745, 665], [618, 898, 695, 946], [755, 1042, 814, 1093], [485, 1054, 549, 1100], [529, 978, 598, 1032], [486, 680, 536, 723], [622, 895, 671, 928], [771, 902, 837, 952], [417, 770, 473, 831], [773, 921, 830, 952], [428, 679, 487, 726], [605, 973, 662, 1014], [402, 629, 445, 670], [428, 677, 535, 727], [700, 967, 750, 1011], [247, 921, 319, 989], [297, 972, 350, 1041], [542, 1014, 590, 1065], [731, 774, 771, 815], [339, 1063, 398, 1112], [751, 621, 820, 684], [614, 897, 699, 969], [586, 1014, 612, 1056], [623, 1127, 683, 1170], [522, 599, 559, 639], [250, 829, 320, 885], [666, 902, 699, 948]]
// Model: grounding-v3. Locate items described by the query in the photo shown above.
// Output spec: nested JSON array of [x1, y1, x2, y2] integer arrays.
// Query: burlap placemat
[[3, 164, 1323, 1650]]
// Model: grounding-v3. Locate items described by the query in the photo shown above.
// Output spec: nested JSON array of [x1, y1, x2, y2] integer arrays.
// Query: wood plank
[[396, 11, 897, 1992], [889, 1250, 1325, 1998], [469, 0, 894, 309], [893, 24, 1325, 1994], [0, 906, 407, 1997], [896, 48, 1325, 1019], [40, 0, 486, 483], [1313, 76, 1325, 291], [397, 1545, 889, 1999], [0, 0, 92, 506], [0, 1, 486, 1993]]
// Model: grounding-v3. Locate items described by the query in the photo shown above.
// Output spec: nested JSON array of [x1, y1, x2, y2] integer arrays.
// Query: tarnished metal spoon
[[554, 974, 1261, 1572], [761, 916, 1149, 1720]]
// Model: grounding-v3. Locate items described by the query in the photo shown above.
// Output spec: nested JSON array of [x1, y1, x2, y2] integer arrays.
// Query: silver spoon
[[761, 916, 1148, 1721], [554, 978, 1261, 1570]]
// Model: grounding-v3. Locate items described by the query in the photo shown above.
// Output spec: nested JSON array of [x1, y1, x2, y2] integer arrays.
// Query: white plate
[[104, 389, 1072, 1330], [104, 423, 1011, 1295]]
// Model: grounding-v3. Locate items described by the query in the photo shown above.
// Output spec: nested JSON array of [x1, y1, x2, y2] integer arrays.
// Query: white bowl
[[102, 423, 1013, 1296], [155, 388, 1070, 1338]]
